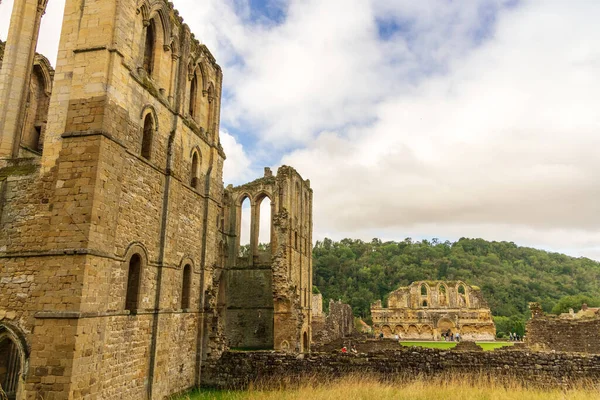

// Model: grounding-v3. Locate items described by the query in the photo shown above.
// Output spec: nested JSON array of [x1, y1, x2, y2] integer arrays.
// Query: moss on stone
[[0, 163, 38, 179]]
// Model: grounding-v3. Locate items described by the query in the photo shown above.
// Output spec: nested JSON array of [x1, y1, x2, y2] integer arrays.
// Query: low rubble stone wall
[[202, 348, 600, 389]]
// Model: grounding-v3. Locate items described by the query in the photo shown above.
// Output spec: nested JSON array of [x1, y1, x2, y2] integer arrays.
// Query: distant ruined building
[[526, 302, 600, 354], [310, 294, 355, 347], [371, 281, 496, 341], [0, 1, 312, 399]]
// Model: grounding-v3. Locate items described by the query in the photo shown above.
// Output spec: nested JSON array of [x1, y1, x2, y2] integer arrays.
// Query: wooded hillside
[[313, 237, 600, 336]]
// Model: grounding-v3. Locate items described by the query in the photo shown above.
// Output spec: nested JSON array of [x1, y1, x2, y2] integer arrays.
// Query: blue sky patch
[[234, 0, 288, 26]]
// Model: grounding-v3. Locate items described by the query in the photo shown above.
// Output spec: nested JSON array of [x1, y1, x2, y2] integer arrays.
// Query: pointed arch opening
[[420, 284, 428, 296], [0, 334, 22, 399], [143, 20, 156, 76], [191, 150, 200, 189], [141, 113, 154, 160], [457, 284, 468, 308], [181, 264, 192, 310], [438, 284, 448, 307], [189, 72, 198, 119], [22, 64, 50, 152], [239, 197, 251, 258], [256, 195, 272, 257], [126, 254, 142, 312]]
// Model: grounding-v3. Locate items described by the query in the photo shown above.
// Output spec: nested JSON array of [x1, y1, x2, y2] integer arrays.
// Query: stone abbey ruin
[[3, 1, 600, 399], [0, 0, 312, 398], [371, 281, 496, 341]]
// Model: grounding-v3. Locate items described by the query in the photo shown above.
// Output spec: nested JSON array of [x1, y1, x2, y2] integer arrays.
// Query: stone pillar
[[0, 0, 48, 159]]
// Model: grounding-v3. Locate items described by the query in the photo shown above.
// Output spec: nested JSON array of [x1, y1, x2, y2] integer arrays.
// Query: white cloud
[[4, 0, 600, 259], [280, 0, 600, 258], [0, 0, 65, 66], [0, 0, 15, 41], [220, 130, 252, 185]]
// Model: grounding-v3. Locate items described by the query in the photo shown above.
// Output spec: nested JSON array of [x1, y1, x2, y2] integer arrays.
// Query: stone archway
[[437, 318, 455, 335], [0, 327, 26, 400], [406, 325, 419, 339], [420, 325, 433, 340], [381, 325, 393, 338]]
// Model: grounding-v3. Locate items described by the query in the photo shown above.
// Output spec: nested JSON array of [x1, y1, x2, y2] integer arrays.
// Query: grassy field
[[399, 341, 514, 351], [176, 376, 600, 400]]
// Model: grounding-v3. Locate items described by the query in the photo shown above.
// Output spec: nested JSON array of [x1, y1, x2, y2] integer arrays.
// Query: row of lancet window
[[419, 284, 466, 307], [142, 16, 214, 131], [140, 111, 202, 189], [125, 254, 192, 312]]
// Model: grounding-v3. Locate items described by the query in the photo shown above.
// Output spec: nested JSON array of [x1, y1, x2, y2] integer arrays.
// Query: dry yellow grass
[[181, 375, 600, 400]]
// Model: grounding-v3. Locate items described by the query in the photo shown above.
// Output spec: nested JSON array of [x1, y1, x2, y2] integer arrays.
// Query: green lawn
[[400, 341, 514, 351]]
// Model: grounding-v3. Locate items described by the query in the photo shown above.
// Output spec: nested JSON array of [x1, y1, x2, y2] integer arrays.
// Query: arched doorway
[[438, 318, 456, 336], [0, 329, 25, 400]]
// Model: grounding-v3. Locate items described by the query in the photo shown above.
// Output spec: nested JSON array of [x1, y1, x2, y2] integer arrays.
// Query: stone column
[[0, 0, 48, 159]]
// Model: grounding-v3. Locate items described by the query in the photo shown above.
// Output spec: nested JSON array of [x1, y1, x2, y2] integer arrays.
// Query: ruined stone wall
[[372, 280, 495, 341], [526, 303, 600, 354], [203, 349, 600, 389], [311, 300, 354, 346], [0, 1, 225, 399], [221, 166, 313, 352], [311, 293, 323, 318], [0, 1, 311, 399]]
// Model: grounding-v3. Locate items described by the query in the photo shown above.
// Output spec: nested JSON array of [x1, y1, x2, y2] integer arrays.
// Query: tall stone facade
[[0, 1, 312, 399], [218, 167, 313, 352], [371, 281, 496, 341]]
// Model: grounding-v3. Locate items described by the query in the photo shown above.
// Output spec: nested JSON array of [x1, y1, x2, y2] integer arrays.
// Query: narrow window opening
[[457, 284, 467, 308], [439, 285, 448, 306], [126, 254, 142, 312], [421, 284, 427, 296], [257, 197, 272, 255], [34, 126, 42, 150], [143, 21, 155, 76], [141, 114, 153, 160], [239, 197, 251, 257], [181, 264, 191, 309], [422, 300, 428, 307], [189, 73, 198, 118], [191, 151, 199, 189]]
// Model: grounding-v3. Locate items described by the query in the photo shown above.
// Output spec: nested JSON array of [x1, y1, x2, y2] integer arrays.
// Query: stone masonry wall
[[311, 300, 354, 346], [526, 303, 600, 353], [203, 349, 600, 389]]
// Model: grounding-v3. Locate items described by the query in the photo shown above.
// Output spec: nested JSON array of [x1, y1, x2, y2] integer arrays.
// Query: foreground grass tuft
[[176, 375, 600, 400]]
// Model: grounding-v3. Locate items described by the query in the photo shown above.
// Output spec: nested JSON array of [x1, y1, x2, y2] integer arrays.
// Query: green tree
[[312, 237, 600, 323], [551, 294, 600, 314]]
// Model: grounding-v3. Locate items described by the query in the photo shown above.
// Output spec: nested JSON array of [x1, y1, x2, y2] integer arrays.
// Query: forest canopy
[[312, 237, 600, 336]]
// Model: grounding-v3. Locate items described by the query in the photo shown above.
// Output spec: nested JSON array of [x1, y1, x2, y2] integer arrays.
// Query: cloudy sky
[[2, 0, 600, 259]]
